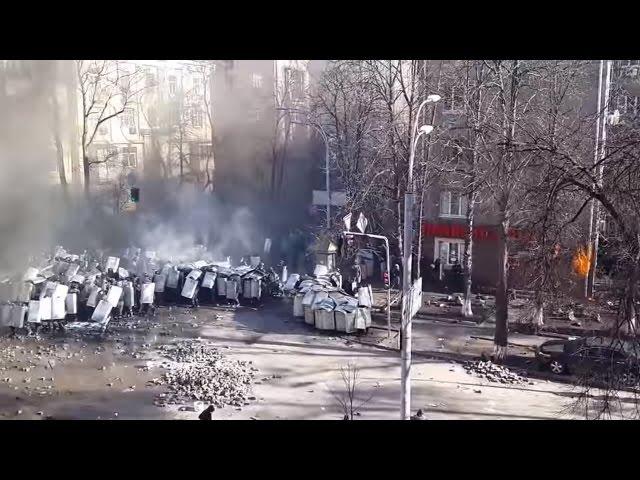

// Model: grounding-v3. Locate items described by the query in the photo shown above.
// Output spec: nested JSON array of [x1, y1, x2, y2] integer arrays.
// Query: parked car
[[536, 337, 640, 385]]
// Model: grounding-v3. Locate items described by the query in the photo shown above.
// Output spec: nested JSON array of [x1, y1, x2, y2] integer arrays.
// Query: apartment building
[[419, 61, 605, 291]]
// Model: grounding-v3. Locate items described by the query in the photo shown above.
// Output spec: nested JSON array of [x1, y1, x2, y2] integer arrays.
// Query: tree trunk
[[396, 182, 403, 260], [494, 206, 509, 361], [83, 153, 90, 196], [416, 191, 425, 279], [51, 93, 69, 198], [462, 192, 475, 318], [532, 293, 544, 329]]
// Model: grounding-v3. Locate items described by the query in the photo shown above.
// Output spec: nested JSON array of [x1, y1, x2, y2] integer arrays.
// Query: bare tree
[[76, 60, 145, 195], [328, 363, 375, 420]]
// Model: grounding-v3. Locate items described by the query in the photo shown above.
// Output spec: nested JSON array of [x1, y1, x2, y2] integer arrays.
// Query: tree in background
[[76, 60, 146, 195]]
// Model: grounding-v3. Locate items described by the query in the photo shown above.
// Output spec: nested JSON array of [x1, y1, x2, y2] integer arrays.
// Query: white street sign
[[356, 212, 368, 234], [402, 277, 423, 319], [343, 212, 352, 230]]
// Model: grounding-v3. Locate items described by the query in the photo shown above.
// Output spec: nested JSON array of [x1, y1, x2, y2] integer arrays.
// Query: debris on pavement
[[463, 360, 527, 385], [150, 340, 258, 409]]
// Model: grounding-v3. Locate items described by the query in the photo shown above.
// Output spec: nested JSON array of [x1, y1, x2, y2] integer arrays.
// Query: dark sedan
[[536, 337, 640, 386]]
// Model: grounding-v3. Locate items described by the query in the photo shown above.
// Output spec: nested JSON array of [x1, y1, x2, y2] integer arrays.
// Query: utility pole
[[586, 60, 612, 298], [400, 95, 439, 420]]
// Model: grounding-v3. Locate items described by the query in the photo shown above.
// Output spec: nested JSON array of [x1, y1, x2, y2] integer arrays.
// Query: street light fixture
[[401, 95, 440, 420]]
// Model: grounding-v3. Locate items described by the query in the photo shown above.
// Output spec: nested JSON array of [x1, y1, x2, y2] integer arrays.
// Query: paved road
[[0, 300, 628, 420]]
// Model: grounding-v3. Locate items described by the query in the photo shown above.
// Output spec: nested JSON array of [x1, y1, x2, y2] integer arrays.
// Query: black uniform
[[198, 405, 214, 420]]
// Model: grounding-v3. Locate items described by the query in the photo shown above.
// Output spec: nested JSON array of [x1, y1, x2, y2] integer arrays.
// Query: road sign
[[402, 277, 423, 319], [343, 212, 352, 230], [356, 212, 368, 234]]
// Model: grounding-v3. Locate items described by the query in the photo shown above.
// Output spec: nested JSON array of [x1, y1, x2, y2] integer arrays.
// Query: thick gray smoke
[[0, 61, 63, 275], [0, 60, 317, 278]]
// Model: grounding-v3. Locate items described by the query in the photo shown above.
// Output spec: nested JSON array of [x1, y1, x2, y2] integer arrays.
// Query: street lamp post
[[401, 95, 440, 420]]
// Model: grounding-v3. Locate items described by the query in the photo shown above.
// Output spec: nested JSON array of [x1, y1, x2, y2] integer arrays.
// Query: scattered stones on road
[[150, 340, 258, 410], [463, 360, 527, 385]]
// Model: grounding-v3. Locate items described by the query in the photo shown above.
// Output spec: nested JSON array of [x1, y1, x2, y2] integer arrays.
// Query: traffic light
[[130, 187, 140, 203]]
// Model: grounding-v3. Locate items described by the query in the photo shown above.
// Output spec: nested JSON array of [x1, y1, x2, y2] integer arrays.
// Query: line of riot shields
[[0, 246, 286, 335]]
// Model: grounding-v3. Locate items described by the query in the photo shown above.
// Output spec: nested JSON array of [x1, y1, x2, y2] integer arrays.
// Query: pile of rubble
[[463, 360, 527, 385], [150, 341, 258, 409]]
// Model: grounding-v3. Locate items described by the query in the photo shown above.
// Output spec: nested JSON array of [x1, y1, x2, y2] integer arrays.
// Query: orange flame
[[572, 245, 592, 278]]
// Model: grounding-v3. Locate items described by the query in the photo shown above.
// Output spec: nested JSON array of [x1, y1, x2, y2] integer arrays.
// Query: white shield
[[0, 304, 11, 327], [105, 256, 120, 272], [166, 268, 180, 289], [181, 278, 198, 299], [27, 300, 41, 323], [40, 281, 57, 300], [313, 264, 329, 276], [187, 269, 202, 281], [9, 305, 27, 328], [154, 274, 166, 293], [192, 260, 207, 270], [216, 277, 227, 296], [51, 284, 69, 320], [202, 271, 217, 289], [40, 297, 52, 321], [16, 282, 33, 303], [123, 283, 135, 307], [65, 264, 80, 281], [225, 280, 238, 300], [65, 293, 78, 315], [106, 285, 123, 308], [86, 286, 102, 308], [141, 283, 155, 304], [91, 299, 112, 323]]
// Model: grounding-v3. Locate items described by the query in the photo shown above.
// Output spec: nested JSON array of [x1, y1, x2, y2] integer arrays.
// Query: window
[[191, 108, 203, 128], [435, 238, 465, 267], [251, 73, 263, 89], [285, 68, 304, 101], [121, 108, 136, 134], [193, 76, 204, 96], [192, 143, 212, 161], [121, 146, 137, 168], [168, 75, 177, 95], [98, 121, 109, 136], [439, 190, 467, 217], [145, 70, 156, 87]]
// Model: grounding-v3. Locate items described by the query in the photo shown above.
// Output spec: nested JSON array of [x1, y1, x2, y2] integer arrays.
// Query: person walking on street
[[392, 262, 401, 290], [199, 405, 214, 420]]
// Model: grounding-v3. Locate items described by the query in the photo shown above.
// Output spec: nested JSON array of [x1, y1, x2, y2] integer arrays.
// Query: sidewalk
[[364, 288, 564, 378]]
